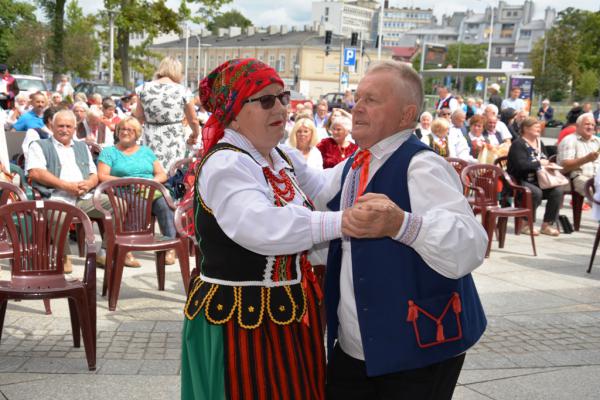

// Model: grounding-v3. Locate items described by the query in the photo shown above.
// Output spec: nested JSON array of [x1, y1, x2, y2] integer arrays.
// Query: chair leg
[[515, 217, 522, 235], [0, 299, 7, 343], [485, 214, 497, 258], [76, 224, 85, 258], [573, 193, 583, 231], [528, 216, 537, 257], [176, 240, 191, 295], [73, 292, 96, 371], [102, 243, 114, 298], [43, 299, 52, 315], [498, 217, 508, 249], [587, 226, 600, 273], [156, 251, 166, 291], [67, 297, 81, 348], [108, 247, 127, 312]]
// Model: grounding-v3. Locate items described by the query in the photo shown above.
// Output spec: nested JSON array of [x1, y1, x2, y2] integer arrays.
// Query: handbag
[[558, 215, 574, 234], [536, 165, 569, 189]]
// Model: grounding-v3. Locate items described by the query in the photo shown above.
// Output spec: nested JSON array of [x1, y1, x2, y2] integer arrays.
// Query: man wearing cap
[[116, 91, 134, 117], [487, 83, 502, 111], [501, 87, 525, 112], [0, 64, 19, 110]]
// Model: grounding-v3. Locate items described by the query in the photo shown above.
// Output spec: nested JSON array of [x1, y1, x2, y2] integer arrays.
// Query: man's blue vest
[[325, 134, 486, 376]]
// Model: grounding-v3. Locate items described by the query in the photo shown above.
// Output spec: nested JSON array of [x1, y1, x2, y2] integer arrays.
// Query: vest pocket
[[405, 292, 463, 349]]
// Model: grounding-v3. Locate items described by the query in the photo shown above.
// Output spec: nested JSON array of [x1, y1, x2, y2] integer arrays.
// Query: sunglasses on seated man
[[244, 91, 291, 110]]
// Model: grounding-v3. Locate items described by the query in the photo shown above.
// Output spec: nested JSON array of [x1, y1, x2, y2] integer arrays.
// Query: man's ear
[[402, 104, 418, 127]]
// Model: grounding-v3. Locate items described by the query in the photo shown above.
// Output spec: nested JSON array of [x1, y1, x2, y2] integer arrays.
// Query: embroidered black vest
[[184, 143, 312, 328]]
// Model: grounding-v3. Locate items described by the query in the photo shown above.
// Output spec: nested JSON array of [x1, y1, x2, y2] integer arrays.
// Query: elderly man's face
[[352, 70, 412, 149], [452, 113, 466, 127], [53, 114, 76, 146], [577, 116, 596, 140], [485, 117, 497, 132], [73, 107, 86, 122], [317, 105, 328, 118]]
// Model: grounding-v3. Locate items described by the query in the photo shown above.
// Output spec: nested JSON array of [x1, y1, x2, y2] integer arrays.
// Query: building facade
[[149, 25, 392, 100], [311, 0, 376, 39]]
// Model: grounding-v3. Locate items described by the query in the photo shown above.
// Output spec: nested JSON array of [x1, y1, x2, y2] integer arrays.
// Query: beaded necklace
[[262, 167, 295, 204]]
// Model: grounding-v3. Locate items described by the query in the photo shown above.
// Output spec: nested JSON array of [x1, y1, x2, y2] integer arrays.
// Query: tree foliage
[[0, 0, 37, 70], [5, 20, 48, 74], [37, 0, 68, 84], [62, 1, 100, 80], [531, 8, 600, 100], [206, 10, 252, 34]]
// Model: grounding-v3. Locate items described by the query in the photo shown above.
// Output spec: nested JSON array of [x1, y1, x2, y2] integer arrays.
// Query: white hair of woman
[[330, 115, 352, 132]]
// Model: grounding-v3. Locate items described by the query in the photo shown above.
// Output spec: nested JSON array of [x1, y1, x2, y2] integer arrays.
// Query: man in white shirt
[[501, 87, 525, 112], [435, 86, 458, 112], [484, 104, 512, 139], [322, 61, 487, 400], [27, 110, 110, 272]]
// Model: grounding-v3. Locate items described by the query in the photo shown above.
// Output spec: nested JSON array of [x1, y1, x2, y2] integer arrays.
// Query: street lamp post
[[196, 33, 202, 85], [184, 25, 189, 89], [483, 3, 495, 101], [108, 10, 115, 85], [377, 0, 384, 60]]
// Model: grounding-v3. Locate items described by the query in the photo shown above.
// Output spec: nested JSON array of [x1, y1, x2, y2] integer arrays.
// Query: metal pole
[[419, 37, 426, 76], [108, 11, 114, 85], [184, 25, 189, 89], [483, 3, 494, 102], [377, 0, 384, 60], [196, 34, 202, 85], [339, 40, 345, 91], [538, 31, 548, 109], [203, 51, 208, 77]]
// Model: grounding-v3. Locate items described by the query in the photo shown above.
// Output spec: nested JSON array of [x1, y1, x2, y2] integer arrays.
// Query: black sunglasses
[[244, 91, 291, 110]]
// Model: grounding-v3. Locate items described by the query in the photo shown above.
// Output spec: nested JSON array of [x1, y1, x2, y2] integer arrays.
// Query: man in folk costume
[[319, 61, 488, 399], [181, 59, 384, 400]]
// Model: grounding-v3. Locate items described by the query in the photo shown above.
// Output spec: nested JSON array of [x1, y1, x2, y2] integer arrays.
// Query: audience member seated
[[77, 107, 112, 146], [22, 107, 57, 162], [507, 117, 562, 236], [316, 116, 357, 169], [26, 110, 111, 272], [557, 113, 600, 198], [287, 118, 323, 170], [421, 117, 474, 162], [557, 106, 585, 144], [414, 111, 432, 139], [483, 104, 512, 139], [50, 92, 63, 107], [313, 102, 329, 129], [500, 107, 518, 140], [101, 97, 121, 132], [88, 93, 103, 110], [72, 101, 89, 124], [12, 92, 47, 131], [97, 117, 177, 266], [6, 93, 30, 127]]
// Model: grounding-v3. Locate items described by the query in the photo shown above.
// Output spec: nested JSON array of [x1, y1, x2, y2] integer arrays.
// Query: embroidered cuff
[[311, 211, 343, 244], [394, 212, 423, 246]]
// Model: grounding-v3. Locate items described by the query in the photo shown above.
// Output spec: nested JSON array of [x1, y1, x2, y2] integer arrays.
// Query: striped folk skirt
[[181, 282, 325, 400]]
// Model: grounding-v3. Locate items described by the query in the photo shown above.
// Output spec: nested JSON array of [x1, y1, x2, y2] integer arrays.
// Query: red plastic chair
[[461, 164, 537, 258], [174, 199, 201, 284], [446, 157, 469, 196], [550, 154, 583, 231], [93, 178, 191, 311], [0, 200, 97, 370], [584, 178, 600, 273], [0, 182, 52, 315]]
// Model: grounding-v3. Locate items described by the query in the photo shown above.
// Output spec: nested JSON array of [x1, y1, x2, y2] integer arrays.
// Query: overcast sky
[[34, 0, 600, 27]]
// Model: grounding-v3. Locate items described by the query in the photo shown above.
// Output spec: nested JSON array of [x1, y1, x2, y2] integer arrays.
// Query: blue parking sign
[[344, 48, 356, 66]]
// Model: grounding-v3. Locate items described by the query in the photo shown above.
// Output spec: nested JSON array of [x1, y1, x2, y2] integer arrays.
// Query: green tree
[[206, 9, 252, 34], [575, 69, 599, 100], [0, 0, 37, 70], [5, 19, 48, 74], [37, 0, 68, 85], [62, 0, 100, 80]]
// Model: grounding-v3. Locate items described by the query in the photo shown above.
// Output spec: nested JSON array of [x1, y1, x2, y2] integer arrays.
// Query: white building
[[312, 1, 376, 38], [377, 5, 435, 47]]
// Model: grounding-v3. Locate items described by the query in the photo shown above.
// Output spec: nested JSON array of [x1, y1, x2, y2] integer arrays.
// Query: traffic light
[[351, 32, 358, 46], [325, 45, 330, 56], [375, 35, 380, 48], [325, 30, 332, 45]]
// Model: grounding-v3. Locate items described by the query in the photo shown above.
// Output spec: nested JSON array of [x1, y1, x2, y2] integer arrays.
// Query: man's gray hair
[[52, 109, 76, 125], [366, 61, 424, 116], [484, 104, 499, 116], [576, 112, 595, 126]]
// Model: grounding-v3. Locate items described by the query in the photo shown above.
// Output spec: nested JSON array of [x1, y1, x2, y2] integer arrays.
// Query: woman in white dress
[[134, 56, 200, 171]]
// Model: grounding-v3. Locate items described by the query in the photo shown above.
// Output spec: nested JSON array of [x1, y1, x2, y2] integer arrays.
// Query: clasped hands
[[341, 193, 405, 239], [65, 180, 94, 197]]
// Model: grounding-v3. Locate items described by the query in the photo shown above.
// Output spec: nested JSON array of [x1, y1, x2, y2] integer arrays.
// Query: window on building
[[506, 47, 514, 56], [500, 23, 514, 38], [495, 47, 502, 55], [325, 7, 329, 16], [279, 55, 286, 73], [269, 55, 275, 68], [520, 29, 531, 37]]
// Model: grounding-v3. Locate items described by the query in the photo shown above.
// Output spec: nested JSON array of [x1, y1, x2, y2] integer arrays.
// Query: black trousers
[[520, 181, 562, 223], [326, 344, 465, 400]]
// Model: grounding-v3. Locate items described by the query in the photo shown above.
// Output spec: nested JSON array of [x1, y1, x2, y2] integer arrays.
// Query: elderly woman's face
[[522, 123, 541, 138], [235, 84, 288, 154], [73, 107, 86, 122], [420, 116, 432, 130], [331, 124, 349, 144], [470, 122, 484, 136], [117, 123, 139, 146], [295, 126, 312, 149]]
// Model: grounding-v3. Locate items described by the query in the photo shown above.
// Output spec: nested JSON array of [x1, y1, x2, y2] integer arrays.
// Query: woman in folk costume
[[181, 59, 344, 400]]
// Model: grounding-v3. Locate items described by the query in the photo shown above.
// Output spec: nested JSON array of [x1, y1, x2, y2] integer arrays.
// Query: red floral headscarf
[[199, 58, 284, 153]]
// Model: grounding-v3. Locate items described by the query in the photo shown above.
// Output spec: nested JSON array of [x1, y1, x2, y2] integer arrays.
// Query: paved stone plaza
[[1, 204, 600, 399]]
